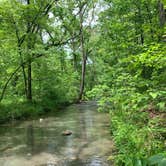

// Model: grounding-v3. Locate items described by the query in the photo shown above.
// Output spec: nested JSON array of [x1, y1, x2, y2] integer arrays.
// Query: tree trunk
[[14, 18, 28, 97], [78, 11, 87, 101], [18, 48, 28, 97], [0, 66, 22, 102], [27, 0, 32, 102], [158, 0, 165, 41], [145, 3, 154, 40], [138, 4, 144, 45], [71, 37, 78, 71], [158, 0, 165, 27], [78, 51, 87, 101], [73, 53, 77, 71], [27, 60, 32, 101], [134, 3, 144, 45]]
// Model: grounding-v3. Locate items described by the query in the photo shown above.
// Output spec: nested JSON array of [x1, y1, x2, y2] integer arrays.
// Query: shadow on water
[[0, 101, 114, 166]]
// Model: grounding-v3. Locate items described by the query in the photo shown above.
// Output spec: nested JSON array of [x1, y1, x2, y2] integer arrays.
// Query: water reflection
[[26, 125, 34, 154], [0, 102, 113, 166]]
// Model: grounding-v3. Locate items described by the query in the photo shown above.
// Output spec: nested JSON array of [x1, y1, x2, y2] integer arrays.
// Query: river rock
[[62, 130, 72, 136]]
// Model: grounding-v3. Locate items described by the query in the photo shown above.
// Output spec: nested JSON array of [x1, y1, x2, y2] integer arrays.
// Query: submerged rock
[[62, 130, 72, 136]]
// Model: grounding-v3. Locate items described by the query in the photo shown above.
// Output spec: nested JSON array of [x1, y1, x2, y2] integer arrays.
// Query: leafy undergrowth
[[86, 88, 166, 166], [108, 108, 166, 166], [86, 42, 166, 165], [0, 101, 43, 123], [0, 98, 71, 124], [0, 81, 77, 124], [87, 85, 166, 165]]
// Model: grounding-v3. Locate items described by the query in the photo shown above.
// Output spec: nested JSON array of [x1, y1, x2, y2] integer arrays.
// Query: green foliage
[[0, 0, 165, 164], [0, 101, 43, 123], [0, 0, 99, 122], [86, 0, 166, 165], [87, 43, 166, 165], [0, 0, 83, 121], [109, 108, 166, 165]]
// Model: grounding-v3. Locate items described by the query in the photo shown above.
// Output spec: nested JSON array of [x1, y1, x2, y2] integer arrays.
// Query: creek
[[0, 102, 113, 166]]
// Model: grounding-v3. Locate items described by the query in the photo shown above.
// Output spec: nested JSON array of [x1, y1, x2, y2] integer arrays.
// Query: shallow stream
[[0, 102, 113, 166]]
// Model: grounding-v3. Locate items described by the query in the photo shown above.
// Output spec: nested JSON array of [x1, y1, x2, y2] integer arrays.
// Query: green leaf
[[149, 92, 158, 99], [157, 102, 165, 110]]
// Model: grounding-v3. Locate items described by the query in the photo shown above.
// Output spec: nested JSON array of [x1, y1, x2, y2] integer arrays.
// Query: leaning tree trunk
[[0, 66, 22, 102]]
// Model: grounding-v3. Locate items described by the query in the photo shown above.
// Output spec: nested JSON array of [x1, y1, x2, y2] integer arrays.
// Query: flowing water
[[0, 101, 114, 166]]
